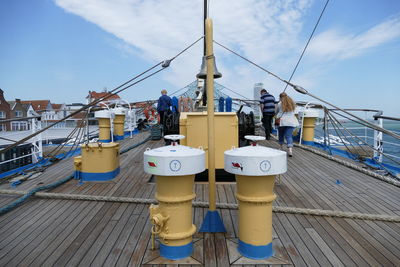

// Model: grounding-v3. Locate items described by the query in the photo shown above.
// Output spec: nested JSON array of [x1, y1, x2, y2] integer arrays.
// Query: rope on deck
[[294, 143, 400, 188], [0, 134, 152, 216], [1, 189, 399, 223]]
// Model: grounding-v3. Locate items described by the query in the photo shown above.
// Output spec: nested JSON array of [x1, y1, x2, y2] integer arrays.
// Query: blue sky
[[0, 0, 399, 116]]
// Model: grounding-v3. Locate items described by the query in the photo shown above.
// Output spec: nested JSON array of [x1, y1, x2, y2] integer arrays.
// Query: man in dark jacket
[[157, 89, 172, 125], [260, 88, 276, 140]]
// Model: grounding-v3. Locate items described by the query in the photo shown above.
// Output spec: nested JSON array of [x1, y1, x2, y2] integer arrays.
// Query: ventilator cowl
[[224, 136, 287, 176], [144, 135, 205, 176], [299, 108, 319, 118], [113, 107, 126, 115], [94, 109, 111, 119]]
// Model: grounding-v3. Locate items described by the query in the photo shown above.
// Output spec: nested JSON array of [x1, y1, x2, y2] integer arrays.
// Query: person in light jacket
[[276, 92, 299, 157]]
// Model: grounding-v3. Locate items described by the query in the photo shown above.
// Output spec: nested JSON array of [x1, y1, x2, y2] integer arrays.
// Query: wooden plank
[[203, 233, 217, 267], [343, 218, 400, 264], [51, 202, 115, 266], [217, 185, 235, 238], [275, 213, 319, 266], [215, 233, 230, 267], [0, 199, 82, 265], [304, 215, 366, 266], [27, 185, 114, 266], [87, 202, 138, 266], [305, 228, 344, 266], [271, 214, 307, 266]]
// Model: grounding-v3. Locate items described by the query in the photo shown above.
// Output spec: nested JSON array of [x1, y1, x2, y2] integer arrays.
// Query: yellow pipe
[[149, 174, 196, 258], [113, 114, 125, 140], [98, 117, 111, 142], [236, 174, 276, 259], [205, 18, 216, 211], [302, 117, 316, 142]]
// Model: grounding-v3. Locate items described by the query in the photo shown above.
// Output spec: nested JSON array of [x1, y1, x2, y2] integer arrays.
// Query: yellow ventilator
[[300, 108, 319, 145], [95, 110, 111, 143], [113, 107, 126, 141], [143, 135, 205, 260], [224, 135, 287, 259], [74, 142, 120, 182]]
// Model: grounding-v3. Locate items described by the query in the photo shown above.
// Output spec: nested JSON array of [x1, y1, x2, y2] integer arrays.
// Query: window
[[0, 124, 6, 131], [0, 111, 5, 118], [15, 110, 23, 117], [11, 121, 28, 131]]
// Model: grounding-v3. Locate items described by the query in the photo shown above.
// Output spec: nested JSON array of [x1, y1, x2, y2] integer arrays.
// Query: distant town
[[0, 89, 122, 131]]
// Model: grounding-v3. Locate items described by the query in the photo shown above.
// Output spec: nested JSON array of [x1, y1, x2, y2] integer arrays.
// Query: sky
[[0, 0, 399, 117]]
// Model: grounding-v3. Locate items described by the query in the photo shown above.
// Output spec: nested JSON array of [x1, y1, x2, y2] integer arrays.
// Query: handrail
[[373, 115, 400, 122], [0, 116, 42, 123]]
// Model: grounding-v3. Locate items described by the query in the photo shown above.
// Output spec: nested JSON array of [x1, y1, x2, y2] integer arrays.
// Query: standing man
[[157, 89, 172, 125], [260, 88, 276, 140]]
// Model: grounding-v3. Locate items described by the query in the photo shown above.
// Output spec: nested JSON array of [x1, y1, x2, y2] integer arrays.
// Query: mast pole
[[206, 18, 216, 212], [199, 17, 226, 233]]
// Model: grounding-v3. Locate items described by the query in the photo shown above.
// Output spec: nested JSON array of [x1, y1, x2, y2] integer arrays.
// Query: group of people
[[157, 88, 299, 157], [260, 89, 298, 157]]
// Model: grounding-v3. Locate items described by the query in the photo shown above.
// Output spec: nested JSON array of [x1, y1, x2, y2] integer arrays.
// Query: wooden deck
[[0, 131, 399, 266]]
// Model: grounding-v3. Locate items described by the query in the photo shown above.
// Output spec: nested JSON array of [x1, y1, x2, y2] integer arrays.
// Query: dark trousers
[[159, 111, 165, 125], [262, 113, 274, 140]]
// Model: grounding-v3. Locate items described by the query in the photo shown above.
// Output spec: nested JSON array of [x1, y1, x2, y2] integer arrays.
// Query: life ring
[[144, 106, 156, 121]]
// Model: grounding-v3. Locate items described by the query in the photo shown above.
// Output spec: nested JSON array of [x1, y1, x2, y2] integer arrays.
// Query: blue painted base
[[159, 242, 193, 260], [304, 141, 400, 177], [75, 167, 120, 182], [238, 240, 274, 260], [199, 210, 226, 233], [98, 139, 111, 143], [301, 140, 315, 146], [114, 135, 124, 141]]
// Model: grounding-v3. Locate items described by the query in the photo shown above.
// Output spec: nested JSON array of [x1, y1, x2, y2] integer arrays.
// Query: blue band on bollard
[[238, 240, 273, 260], [78, 167, 120, 182], [301, 140, 315, 146], [114, 135, 124, 141], [98, 139, 111, 143], [159, 242, 193, 260]]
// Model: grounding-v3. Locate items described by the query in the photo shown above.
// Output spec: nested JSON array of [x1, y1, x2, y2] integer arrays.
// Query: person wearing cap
[[260, 88, 277, 140], [157, 89, 172, 125]]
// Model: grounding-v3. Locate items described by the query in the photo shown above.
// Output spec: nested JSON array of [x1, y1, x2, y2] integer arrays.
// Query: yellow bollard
[[113, 107, 126, 141], [74, 142, 120, 182], [301, 109, 319, 145], [224, 136, 286, 259], [144, 135, 205, 260], [95, 110, 111, 143]]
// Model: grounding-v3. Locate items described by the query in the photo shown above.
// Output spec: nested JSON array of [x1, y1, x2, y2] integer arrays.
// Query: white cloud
[[307, 16, 400, 60], [54, 0, 400, 102], [54, 0, 313, 98]]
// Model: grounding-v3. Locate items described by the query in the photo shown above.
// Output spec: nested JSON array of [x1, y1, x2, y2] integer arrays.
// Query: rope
[[0, 174, 74, 216], [1, 189, 399, 222], [283, 0, 330, 92], [0, 133, 151, 215], [0, 36, 204, 155], [294, 142, 400, 187], [214, 39, 400, 141]]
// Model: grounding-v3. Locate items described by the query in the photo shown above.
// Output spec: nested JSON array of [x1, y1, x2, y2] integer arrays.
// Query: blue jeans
[[278, 126, 295, 148]]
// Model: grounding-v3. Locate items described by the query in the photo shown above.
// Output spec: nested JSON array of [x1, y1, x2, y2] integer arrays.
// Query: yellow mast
[[199, 18, 226, 232], [205, 18, 216, 212]]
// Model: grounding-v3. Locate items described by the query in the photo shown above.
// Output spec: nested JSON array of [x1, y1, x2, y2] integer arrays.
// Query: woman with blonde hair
[[275, 92, 299, 157]]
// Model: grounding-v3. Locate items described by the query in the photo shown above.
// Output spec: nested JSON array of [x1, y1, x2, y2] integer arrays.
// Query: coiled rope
[[0, 189, 399, 222]]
